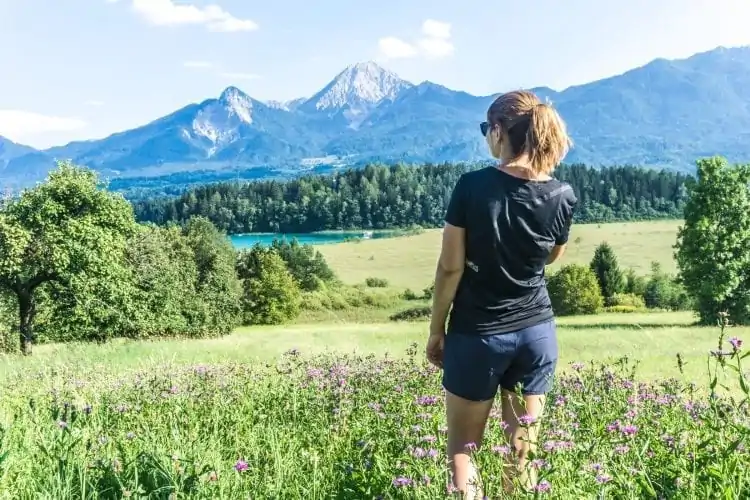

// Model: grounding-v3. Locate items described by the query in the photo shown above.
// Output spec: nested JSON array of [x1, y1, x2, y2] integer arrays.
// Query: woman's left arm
[[429, 223, 465, 336]]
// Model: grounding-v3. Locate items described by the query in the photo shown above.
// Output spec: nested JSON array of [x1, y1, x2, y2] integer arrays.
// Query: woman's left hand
[[425, 332, 445, 368]]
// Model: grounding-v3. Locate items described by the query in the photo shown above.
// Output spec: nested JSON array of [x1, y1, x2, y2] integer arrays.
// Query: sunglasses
[[480, 121, 490, 137]]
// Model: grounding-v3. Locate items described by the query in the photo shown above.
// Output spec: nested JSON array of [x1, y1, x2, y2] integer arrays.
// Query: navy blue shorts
[[442, 320, 558, 402]]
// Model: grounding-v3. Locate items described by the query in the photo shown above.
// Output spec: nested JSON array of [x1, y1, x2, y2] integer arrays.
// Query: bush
[[675, 156, 750, 325], [270, 239, 336, 291], [390, 306, 432, 322], [237, 248, 301, 325], [302, 284, 402, 312], [365, 277, 389, 288], [604, 305, 642, 314], [422, 282, 435, 300], [624, 268, 648, 297], [644, 262, 693, 311], [590, 242, 625, 304], [547, 264, 604, 316], [402, 289, 422, 301], [610, 292, 646, 309]]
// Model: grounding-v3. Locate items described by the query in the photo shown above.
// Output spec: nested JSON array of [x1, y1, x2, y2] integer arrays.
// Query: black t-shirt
[[445, 167, 577, 335]]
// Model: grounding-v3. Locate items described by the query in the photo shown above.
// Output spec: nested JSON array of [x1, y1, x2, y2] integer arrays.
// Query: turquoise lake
[[230, 231, 393, 249]]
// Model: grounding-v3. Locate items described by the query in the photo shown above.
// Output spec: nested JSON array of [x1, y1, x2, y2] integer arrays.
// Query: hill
[[3, 46, 750, 188]]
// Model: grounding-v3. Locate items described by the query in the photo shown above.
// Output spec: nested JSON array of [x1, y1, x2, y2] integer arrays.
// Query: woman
[[425, 90, 577, 497]]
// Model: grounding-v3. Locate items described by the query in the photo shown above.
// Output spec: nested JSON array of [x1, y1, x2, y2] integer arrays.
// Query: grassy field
[[6, 218, 750, 498], [2, 310, 749, 498], [317, 220, 682, 288]]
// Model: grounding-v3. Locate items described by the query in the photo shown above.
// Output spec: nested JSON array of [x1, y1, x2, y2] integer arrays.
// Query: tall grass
[[0, 318, 749, 498]]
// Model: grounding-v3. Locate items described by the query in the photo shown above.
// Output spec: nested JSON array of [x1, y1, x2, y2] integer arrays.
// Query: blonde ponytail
[[487, 90, 572, 176], [526, 103, 572, 176]]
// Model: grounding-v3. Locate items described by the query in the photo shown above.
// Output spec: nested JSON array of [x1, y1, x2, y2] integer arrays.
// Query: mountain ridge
[[3, 46, 750, 188]]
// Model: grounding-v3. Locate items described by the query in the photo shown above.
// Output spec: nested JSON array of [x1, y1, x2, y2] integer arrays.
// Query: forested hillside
[[133, 162, 691, 234]]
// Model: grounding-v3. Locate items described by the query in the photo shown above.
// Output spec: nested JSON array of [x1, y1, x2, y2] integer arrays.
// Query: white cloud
[[184, 60, 213, 69], [377, 37, 418, 59], [421, 19, 451, 39], [220, 72, 261, 80], [128, 0, 258, 32], [418, 37, 455, 59], [377, 19, 454, 61], [85, 100, 105, 107], [0, 110, 87, 141]]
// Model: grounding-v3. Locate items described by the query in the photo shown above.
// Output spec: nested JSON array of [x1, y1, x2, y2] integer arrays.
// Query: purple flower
[[415, 395, 439, 406], [392, 476, 412, 487], [491, 445, 510, 455], [534, 480, 551, 492], [421, 435, 437, 443], [519, 414, 537, 426], [571, 362, 585, 371], [621, 424, 638, 437], [614, 444, 629, 454], [596, 473, 612, 484], [729, 337, 743, 350], [465, 442, 477, 451], [234, 460, 249, 472]]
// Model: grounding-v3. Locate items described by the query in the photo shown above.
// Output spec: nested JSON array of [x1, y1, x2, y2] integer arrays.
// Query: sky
[[1, 0, 750, 149]]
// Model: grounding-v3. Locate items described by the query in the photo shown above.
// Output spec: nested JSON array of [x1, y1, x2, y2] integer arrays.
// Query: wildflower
[[621, 424, 638, 437], [729, 337, 743, 351], [421, 435, 437, 443], [596, 473, 611, 484], [491, 445, 510, 455], [57, 420, 67, 429], [519, 414, 537, 426], [392, 476, 412, 487], [415, 395, 439, 406], [125, 432, 136, 440], [234, 460, 249, 472], [410, 447, 427, 458], [427, 449, 439, 459], [422, 475, 431, 486], [614, 444, 629, 454], [465, 442, 477, 451], [534, 480, 551, 492], [571, 362, 585, 371]]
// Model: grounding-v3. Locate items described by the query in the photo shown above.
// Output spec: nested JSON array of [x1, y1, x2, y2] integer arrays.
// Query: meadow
[[317, 220, 682, 289], [3, 219, 750, 498]]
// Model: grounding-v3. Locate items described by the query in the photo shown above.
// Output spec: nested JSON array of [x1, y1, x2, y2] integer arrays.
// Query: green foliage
[[0, 161, 137, 354], [422, 282, 435, 301], [300, 283, 402, 313], [389, 306, 432, 322], [675, 156, 750, 325], [133, 163, 691, 233], [401, 289, 422, 301], [610, 292, 647, 309], [365, 277, 389, 288], [644, 262, 693, 311], [3, 323, 750, 497], [237, 247, 301, 325], [547, 264, 604, 316], [589, 242, 625, 304], [183, 217, 243, 333], [624, 268, 648, 297], [270, 238, 336, 291]]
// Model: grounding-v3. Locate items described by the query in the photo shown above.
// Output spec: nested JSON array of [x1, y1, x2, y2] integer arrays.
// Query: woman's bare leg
[[500, 389, 546, 493], [445, 389, 494, 498]]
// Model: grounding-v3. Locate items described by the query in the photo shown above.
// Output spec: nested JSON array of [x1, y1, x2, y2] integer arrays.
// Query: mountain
[[4, 46, 750, 189], [298, 61, 413, 128]]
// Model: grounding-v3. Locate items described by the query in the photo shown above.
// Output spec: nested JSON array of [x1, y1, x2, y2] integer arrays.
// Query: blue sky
[[1, 0, 749, 149]]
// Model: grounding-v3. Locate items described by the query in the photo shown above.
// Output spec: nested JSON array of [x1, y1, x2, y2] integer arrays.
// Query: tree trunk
[[18, 289, 35, 356]]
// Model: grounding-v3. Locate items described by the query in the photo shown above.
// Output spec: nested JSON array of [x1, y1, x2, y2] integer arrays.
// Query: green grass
[[2, 310, 750, 498], [2, 310, 741, 384], [317, 220, 682, 288]]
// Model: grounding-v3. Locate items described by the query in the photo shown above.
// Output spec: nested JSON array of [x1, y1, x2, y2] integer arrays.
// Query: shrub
[[589, 242, 625, 304], [402, 289, 421, 301], [237, 248, 301, 325], [604, 305, 642, 314], [610, 292, 646, 309], [271, 239, 336, 291], [644, 262, 693, 311], [365, 277, 389, 288], [675, 156, 750, 325], [422, 282, 435, 300], [624, 268, 648, 297], [390, 306, 432, 322], [547, 264, 604, 316]]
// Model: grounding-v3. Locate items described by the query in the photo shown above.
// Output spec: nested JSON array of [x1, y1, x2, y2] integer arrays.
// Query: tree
[[270, 238, 336, 291], [675, 157, 750, 325], [547, 264, 603, 316], [183, 217, 243, 335], [0, 162, 136, 354], [237, 247, 301, 325], [589, 242, 625, 304]]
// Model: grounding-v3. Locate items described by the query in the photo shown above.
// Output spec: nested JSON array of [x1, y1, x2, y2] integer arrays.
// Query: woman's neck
[[497, 160, 551, 181]]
